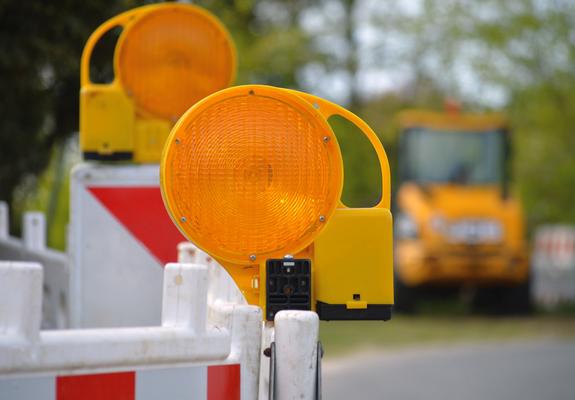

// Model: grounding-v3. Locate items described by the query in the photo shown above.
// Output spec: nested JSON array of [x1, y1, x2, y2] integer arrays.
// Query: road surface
[[323, 340, 575, 400]]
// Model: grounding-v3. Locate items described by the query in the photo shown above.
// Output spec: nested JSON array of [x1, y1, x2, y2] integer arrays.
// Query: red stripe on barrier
[[57, 371, 135, 400], [88, 187, 186, 265], [208, 364, 241, 400]]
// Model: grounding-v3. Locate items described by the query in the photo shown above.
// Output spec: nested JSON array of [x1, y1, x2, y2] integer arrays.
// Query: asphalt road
[[323, 340, 575, 400]]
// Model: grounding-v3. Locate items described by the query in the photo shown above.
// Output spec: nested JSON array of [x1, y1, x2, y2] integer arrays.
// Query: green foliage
[[200, 0, 317, 87], [365, 0, 575, 228], [453, 0, 575, 228], [3, 0, 575, 247], [0, 0, 141, 230], [1, 0, 317, 244], [328, 115, 382, 207], [13, 142, 74, 250], [511, 77, 575, 227]]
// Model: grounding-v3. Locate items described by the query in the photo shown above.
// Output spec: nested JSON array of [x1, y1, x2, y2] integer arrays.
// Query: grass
[[320, 312, 575, 357]]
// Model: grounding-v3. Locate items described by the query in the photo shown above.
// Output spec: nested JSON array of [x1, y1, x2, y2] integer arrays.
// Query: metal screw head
[[249, 254, 257, 261], [319, 215, 326, 222], [313, 102, 320, 109], [175, 138, 181, 144], [323, 136, 330, 143], [180, 216, 187, 223]]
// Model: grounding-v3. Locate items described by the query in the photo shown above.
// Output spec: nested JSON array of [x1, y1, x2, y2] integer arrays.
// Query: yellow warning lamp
[[161, 85, 394, 321], [80, 3, 236, 162]]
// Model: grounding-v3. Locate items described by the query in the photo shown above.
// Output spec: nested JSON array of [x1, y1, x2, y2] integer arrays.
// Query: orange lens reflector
[[161, 86, 343, 264], [116, 4, 235, 120]]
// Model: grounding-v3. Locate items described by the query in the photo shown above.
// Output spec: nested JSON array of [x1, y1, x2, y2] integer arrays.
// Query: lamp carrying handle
[[290, 90, 391, 210], [80, 7, 147, 87]]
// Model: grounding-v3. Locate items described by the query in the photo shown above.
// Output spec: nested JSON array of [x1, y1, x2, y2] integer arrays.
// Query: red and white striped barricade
[[532, 225, 575, 308], [69, 163, 187, 328], [0, 261, 262, 399]]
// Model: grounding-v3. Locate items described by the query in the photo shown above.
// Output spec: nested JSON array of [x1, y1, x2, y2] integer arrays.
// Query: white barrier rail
[[0, 202, 68, 329], [0, 214, 321, 399], [0, 261, 262, 399]]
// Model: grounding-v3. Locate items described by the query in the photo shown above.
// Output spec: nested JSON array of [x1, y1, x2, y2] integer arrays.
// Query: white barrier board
[[70, 163, 186, 328], [0, 365, 240, 400], [532, 225, 575, 307]]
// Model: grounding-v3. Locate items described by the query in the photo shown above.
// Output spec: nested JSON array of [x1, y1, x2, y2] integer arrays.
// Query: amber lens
[[116, 5, 235, 120], [162, 86, 343, 264]]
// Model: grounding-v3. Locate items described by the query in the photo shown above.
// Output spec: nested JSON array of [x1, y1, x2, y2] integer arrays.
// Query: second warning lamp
[[80, 3, 236, 162]]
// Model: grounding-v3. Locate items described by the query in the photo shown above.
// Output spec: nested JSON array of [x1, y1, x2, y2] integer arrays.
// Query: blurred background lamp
[[80, 3, 236, 162], [116, 6, 234, 120], [161, 85, 394, 321]]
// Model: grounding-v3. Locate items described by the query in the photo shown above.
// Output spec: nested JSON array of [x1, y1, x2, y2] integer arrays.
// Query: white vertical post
[[177, 241, 198, 263], [161, 263, 208, 333], [23, 212, 46, 251], [211, 302, 263, 400], [0, 201, 8, 239], [179, 241, 246, 305], [0, 262, 43, 342], [275, 311, 320, 400]]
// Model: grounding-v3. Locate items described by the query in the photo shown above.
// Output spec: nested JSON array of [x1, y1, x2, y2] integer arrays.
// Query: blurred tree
[[462, 0, 575, 227], [0, 0, 140, 216], [201, 0, 317, 87], [0, 0, 316, 204], [11, 0, 573, 244], [510, 76, 575, 227], [366, 0, 575, 227], [0, 0, 318, 245]]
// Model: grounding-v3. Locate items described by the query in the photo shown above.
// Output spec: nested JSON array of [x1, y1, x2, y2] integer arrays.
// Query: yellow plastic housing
[[161, 85, 343, 265], [161, 85, 394, 319], [80, 86, 134, 156], [288, 91, 394, 317], [80, 3, 236, 162], [314, 208, 394, 307]]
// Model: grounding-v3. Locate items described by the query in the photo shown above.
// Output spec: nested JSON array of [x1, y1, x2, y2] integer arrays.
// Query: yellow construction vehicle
[[394, 109, 530, 313]]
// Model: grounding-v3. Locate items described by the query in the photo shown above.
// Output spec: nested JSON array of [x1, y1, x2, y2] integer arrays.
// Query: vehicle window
[[403, 128, 504, 185]]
